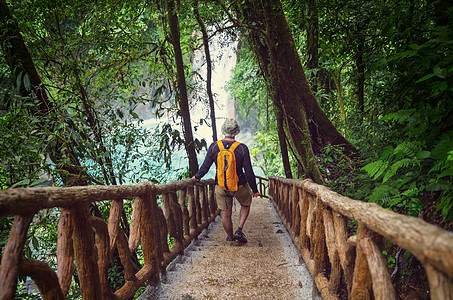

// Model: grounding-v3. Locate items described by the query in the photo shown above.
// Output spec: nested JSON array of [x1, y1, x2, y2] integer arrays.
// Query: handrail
[[0, 178, 218, 300], [269, 176, 453, 300]]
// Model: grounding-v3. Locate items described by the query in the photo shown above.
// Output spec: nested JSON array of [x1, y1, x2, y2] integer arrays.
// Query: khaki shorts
[[215, 183, 253, 211]]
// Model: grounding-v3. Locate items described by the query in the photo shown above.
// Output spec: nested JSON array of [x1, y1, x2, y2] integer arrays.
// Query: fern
[[393, 141, 421, 158], [368, 184, 398, 206], [383, 158, 412, 182], [430, 135, 453, 160], [379, 145, 394, 160], [362, 160, 389, 179], [437, 189, 453, 222], [381, 109, 416, 123]]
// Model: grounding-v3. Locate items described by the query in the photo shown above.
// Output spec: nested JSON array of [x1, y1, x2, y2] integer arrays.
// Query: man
[[194, 118, 260, 243]]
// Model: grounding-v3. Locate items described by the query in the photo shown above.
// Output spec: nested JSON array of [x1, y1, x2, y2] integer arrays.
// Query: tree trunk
[[252, 0, 355, 156], [232, 0, 356, 182], [264, 0, 322, 183], [306, 0, 319, 93], [194, 0, 218, 142], [357, 38, 365, 117], [238, 0, 323, 183], [332, 70, 346, 122], [0, 0, 51, 113], [167, 0, 199, 177], [276, 107, 293, 179]]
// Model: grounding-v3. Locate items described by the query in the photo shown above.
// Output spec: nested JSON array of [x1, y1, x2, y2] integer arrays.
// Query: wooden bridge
[[0, 176, 452, 299]]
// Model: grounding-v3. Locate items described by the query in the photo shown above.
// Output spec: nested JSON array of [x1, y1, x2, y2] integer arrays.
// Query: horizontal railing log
[[0, 178, 219, 300], [269, 176, 453, 300]]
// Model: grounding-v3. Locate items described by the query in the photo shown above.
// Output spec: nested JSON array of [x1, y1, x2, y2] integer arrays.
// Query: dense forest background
[[0, 0, 452, 298]]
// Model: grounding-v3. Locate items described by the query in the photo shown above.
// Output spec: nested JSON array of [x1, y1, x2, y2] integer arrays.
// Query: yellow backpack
[[216, 140, 241, 191]]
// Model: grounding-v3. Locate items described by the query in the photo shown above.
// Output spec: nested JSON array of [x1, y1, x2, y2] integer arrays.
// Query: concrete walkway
[[138, 197, 321, 299]]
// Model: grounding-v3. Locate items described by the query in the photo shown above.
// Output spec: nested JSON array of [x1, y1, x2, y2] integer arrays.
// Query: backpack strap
[[216, 140, 241, 152], [216, 140, 224, 151], [230, 141, 241, 152]]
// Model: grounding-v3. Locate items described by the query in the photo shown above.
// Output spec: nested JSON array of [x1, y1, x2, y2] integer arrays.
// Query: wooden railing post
[[129, 197, 143, 253], [188, 186, 197, 238], [108, 199, 123, 253], [169, 191, 184, 254], [299, 189, 310, 249], [140, 186, 160, 282], [90, 216, 115, 298], [425, 264, 453, 300], [200, 185, 208, 227], [351, 223, 373, 299], [72, 203, 103, 299], [57, 208, 74, 296], [313, 197, 328, 276], [178, 188, 191, 246], [291, 184, 300, 239], [323, 208, 342, 296], [0, 214, 33, 300], [333, 212, 354, 296], [208, 183, 216, 221], [360, 234, 396, 300], [195, 186, 202, 230]]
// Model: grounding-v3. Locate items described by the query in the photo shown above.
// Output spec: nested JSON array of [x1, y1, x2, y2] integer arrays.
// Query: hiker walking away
[[193, 119, 260, 243]]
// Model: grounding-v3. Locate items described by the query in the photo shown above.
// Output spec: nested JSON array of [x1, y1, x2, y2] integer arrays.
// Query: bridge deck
[[139, 197, 320, 299]]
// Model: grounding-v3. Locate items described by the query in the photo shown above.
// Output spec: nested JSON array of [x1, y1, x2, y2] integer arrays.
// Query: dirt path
[[139, 197, 321, 299]]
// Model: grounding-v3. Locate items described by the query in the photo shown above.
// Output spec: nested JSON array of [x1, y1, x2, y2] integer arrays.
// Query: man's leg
[[215, 186, 235, 240], [238, 205, 250, 229], [221, 209, 234, 240], [233, 184, 253, 243]]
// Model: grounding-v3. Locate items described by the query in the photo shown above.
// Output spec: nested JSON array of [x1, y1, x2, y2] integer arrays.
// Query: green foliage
[[250, 131, 286, 177], [361, 109, 452, 219], [318, 144, 361, 197], [382, 250, 396, 269], [14, 282, 41, 300], [0, 104, 49, 189], [226, 40, 269, 134]]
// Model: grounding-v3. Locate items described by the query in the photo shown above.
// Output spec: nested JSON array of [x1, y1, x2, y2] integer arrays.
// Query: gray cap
[[221, 118, 240, 137]]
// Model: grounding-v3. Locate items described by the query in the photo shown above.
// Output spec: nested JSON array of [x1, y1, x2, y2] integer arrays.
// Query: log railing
[[269, 176, 453, 300], [0, 178, 219, 300]]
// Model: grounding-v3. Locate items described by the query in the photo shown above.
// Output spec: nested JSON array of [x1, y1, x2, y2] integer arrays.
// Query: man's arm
[[194, 142, 216, 180], [242, 144, 260, 197]]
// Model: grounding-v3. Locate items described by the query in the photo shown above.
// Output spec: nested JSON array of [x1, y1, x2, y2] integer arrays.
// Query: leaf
[[15, 71, 23, 89], [10, 179, 30, 188], [130, 111, 139, 119], [438, 168, 453, 178], [426, 182, 448, 191], [32, 236, 39, 250], [30, 178, 47, 187], [415, 73, 436, 83], [394, 142, 420, 157], [23, 74, 31, 91], [362, 160, 383, 177], [431, 137, 453, 160], [417, 150, 431, 159], [383, 158, 411, 182], [368, 184, 397, 205], [381, 109, 415, 122]]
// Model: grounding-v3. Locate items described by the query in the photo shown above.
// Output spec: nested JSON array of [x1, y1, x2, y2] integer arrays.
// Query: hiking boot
[[234, 230, 247, 243]]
